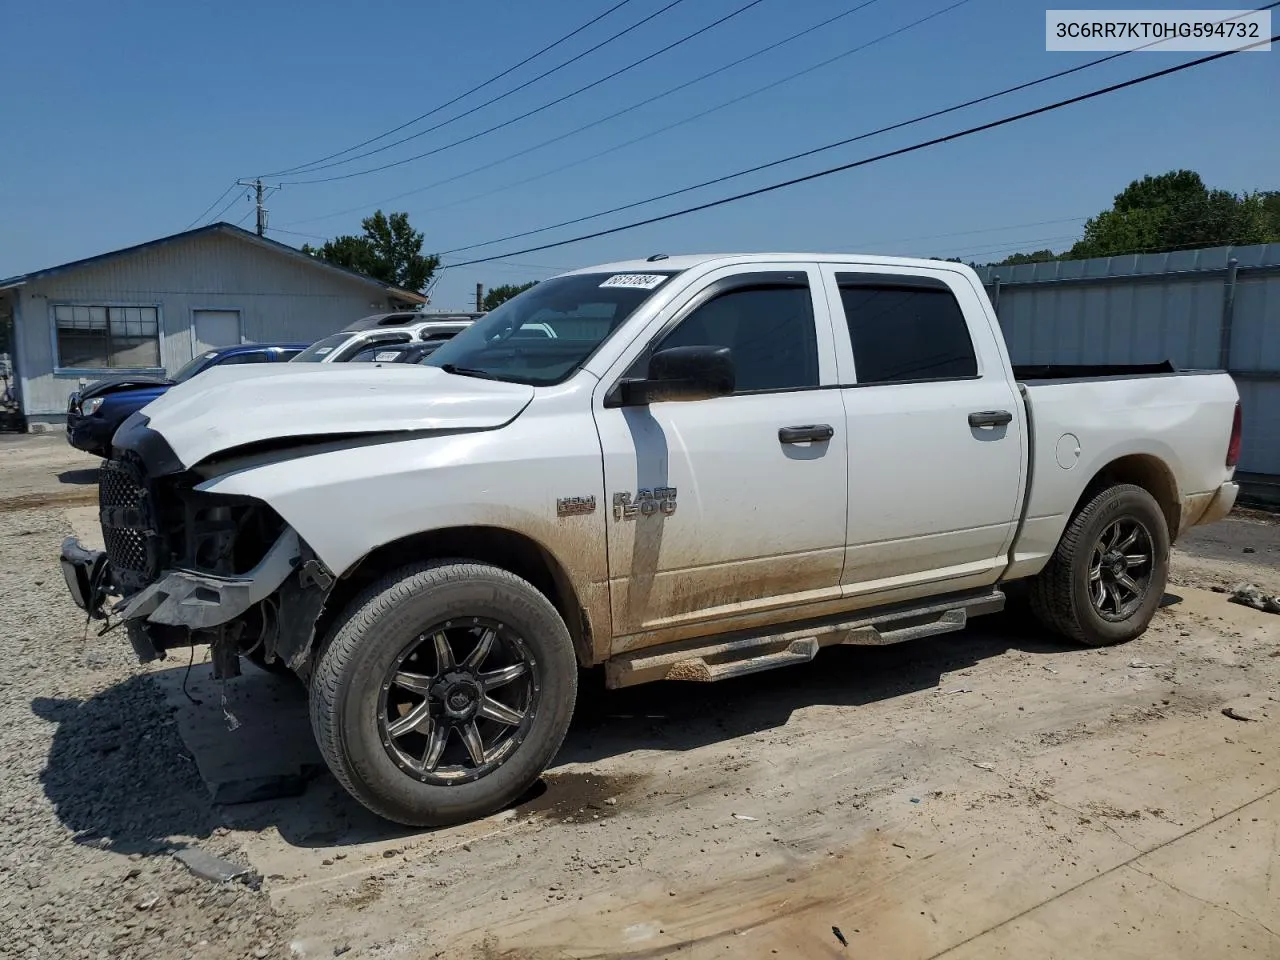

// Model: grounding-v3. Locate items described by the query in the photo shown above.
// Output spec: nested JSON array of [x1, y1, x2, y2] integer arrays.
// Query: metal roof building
[[0, 222, 425, 427]]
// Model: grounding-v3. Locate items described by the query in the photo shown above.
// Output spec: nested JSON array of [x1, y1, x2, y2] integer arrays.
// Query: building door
[[192, 310, 242, 355]]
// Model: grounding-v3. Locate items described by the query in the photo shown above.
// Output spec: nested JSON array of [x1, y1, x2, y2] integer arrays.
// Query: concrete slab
[[151, 656, 325, 805]]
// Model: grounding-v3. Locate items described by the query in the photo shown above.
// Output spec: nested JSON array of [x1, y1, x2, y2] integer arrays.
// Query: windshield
[[424, 271, 679, 385], [349, 343, 411, 363], [173, 351, 219, 383], [292, 333, 352, 362]]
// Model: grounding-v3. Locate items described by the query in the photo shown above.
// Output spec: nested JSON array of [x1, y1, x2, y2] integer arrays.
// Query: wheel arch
[[315, 526, 594, 668], [1073, 454, 1180, 541]]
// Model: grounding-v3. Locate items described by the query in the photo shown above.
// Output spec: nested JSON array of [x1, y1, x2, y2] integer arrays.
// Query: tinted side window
[[216, 351, 270, 366], [836, 280, 977, 384], [658, 283, 818, 393]]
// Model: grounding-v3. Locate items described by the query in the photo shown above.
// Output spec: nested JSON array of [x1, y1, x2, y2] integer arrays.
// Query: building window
[[54, 304, 160, 369]]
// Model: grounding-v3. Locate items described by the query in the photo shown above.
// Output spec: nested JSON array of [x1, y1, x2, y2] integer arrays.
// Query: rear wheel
[[1029, 483, 1169, 647], [309, 561, 577, 826]]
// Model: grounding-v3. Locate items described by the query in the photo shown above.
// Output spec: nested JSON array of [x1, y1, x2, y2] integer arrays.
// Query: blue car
[[65, 342, 308, 457]]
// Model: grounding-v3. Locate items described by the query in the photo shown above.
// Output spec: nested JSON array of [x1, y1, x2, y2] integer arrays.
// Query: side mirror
[[616, 345, 735, 405]]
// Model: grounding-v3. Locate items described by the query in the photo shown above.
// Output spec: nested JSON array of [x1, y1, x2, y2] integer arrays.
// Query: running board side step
[[605, 589, 1004, 688]]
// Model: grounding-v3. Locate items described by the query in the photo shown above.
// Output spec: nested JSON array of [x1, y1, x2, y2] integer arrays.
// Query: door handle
[[968, 410, 1013, 428], [779, 424, 835, 444]]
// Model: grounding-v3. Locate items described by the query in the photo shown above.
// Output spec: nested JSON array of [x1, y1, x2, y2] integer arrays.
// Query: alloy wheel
[[1088, 517, 1154, 621], [377, 619, 539, 785]]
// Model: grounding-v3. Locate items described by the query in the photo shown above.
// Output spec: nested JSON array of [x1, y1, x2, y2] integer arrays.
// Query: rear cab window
[[833, 272, 978, 385]]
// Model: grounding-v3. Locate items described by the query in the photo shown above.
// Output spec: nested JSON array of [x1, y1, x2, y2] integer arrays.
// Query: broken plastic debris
[[973, 762, 996, 772], [1127, 659, 1164, 669], [1228, 583, 1280, 615], [732, 814, 758, 821], [1222, 706, 1259, 722], [943, 687, 973, 695], [173, 847, 259, 887]]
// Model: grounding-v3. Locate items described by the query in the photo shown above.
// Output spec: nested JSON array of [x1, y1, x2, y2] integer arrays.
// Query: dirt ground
[[2, 433, 1279, 959]]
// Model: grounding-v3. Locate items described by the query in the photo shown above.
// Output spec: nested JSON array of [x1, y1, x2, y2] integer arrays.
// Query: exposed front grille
[[99, 456, 162, 594]]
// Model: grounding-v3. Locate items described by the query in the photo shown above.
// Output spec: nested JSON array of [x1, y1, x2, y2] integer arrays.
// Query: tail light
[[1226, 401, 1242, 468]]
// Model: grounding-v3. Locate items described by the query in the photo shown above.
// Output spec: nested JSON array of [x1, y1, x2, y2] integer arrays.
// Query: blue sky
[[1, 0, 1276, 308]]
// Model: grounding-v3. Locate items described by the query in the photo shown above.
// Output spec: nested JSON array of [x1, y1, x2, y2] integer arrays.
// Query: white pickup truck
[[59, 253, 1242, 826]]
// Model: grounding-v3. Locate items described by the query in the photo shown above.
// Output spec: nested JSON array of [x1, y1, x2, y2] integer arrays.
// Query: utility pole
[[475, 283, 484, 313], [236, 178, 277, 236]]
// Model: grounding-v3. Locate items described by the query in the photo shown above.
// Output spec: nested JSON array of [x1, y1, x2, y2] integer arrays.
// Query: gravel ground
[[0, 502, 293, 959], [1, 431, 1277, 959]]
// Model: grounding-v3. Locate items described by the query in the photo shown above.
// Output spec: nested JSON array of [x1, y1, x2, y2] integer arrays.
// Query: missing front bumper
[[115, 528, 302, 631]]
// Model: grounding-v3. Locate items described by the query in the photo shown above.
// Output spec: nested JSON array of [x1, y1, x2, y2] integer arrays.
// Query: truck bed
[[1004, 365, 1238, 580]]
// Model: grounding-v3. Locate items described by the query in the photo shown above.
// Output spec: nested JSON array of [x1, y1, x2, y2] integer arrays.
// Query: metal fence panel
[[975, 243, 1280, 477]]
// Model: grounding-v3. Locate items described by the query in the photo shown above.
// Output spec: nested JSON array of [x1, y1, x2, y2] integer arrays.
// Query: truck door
[[594, 265, 849, 643], [819, 265, 1025, 597]]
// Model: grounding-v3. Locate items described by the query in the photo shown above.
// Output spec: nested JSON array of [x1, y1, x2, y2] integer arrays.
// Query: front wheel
[[1029, 483, 1170, 647], [309, 561, 577, 827]]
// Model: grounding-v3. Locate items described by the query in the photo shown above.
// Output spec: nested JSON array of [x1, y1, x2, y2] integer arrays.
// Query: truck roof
[[562, 253, 977, 276]]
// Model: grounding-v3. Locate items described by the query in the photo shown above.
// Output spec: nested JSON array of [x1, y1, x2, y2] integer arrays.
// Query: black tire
[[1029, 483, 1169, 647], [309, 560, 577, 827]]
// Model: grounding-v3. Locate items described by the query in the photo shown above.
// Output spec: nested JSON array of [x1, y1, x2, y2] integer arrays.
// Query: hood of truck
[[134, 363, 536, 467]]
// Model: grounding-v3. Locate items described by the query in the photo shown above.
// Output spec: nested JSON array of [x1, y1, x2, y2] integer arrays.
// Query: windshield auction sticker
[[599, 274, 668, 289], [1046, 9, 1271, 51]]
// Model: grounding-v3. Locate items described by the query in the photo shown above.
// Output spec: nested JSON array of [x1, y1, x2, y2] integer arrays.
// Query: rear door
[[819, 265, 1025, 596], [594, 264, 849, 642]]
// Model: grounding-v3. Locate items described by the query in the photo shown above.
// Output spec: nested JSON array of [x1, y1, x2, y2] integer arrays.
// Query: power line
[[208, 188, 247, 225], [281, 0, 770, 186], [444, 38, 1274, 267], [948, 233, 1083, 259], [296, 0, 1270, 233], [260, 0, 641, 179], [413, 0, 968, 221], [839, 216, 1088, 252], [278, 0, 890, 226], [267, 226, 332, 241], [274, 0, 690, 180], [438, 0, 1011, 254], [440, 7, 1275, 257], [184, 183, 239, 230]]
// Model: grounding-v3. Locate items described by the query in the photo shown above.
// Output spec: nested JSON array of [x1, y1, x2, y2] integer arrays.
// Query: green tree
[[1070, 171, 1279, 258], [1262, 191, 1280, 233], [1111, 169, 1206, 213], [482, 281, 538, 311], [302, 210, 439, 293], [983, 170, 1280, 265], [996, 249, 1059, 266]]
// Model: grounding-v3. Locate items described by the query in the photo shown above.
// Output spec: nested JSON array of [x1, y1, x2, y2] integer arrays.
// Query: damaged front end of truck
[[60, 422, 337, 683]]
